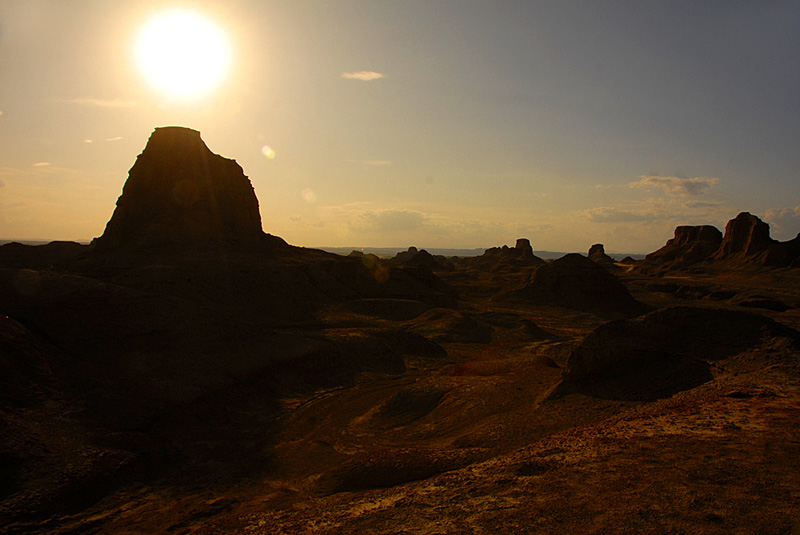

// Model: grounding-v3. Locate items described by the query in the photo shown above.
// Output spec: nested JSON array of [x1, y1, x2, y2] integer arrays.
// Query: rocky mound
[[92, 127, 274, 253], [389, 247, 454, 271], [406, 309, 494, 344], [558, 306, 800, 400], [0, 241, 86, 270], [513, 253, 648, 317]]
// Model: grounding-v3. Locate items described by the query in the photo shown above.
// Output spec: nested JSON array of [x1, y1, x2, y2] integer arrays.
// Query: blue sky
[[1, 1, 798, 252]]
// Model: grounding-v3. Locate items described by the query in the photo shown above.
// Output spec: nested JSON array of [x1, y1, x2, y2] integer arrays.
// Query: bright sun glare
[[136, 10, 231, 98]]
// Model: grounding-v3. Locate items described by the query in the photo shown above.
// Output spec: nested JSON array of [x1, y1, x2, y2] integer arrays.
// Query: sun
[[135, 10, 231, 98]]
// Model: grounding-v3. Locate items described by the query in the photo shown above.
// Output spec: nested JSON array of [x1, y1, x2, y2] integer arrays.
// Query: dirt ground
[[3, 263, 800, 534]]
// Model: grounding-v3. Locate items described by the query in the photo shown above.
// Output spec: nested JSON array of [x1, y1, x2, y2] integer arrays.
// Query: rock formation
[[513, 253, 648, 317], [645, 225, 722, 266], [643, 212, 800, 270], [713, 212, 790, 266], [0, 240, 86, 269], [92, 127, 270, 252], [587, 244, 615, 269], [557, 306, 800, 400], [467, 238, 545, 271], [389, 247, 454, 271]]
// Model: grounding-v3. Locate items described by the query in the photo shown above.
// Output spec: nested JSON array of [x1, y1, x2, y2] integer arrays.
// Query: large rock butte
[[93, 127, 265, 251], [643, 225, 722, 268], [643, 212, 800, 269], [713, 212, 787, 265]]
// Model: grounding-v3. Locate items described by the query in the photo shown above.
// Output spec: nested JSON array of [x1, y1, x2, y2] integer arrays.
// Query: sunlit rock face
[[713, 212, 786, 265], [93, 127, 264, 251], [645, 225, 723, 265]]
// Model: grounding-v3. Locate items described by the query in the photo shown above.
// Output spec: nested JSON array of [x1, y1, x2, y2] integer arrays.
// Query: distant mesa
[[587, 243, 615, 269], [466, 238, 545, 271], [0, 240, 85, 270], [513, 253, 649, 318], [92, 126, 281, 253], [645, 225, 722, 267], [643, 212, 800, 270], [388, 247, 454, 271]]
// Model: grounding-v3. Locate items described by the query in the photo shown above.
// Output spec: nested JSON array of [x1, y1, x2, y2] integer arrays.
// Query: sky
[[1, 1, 798, 253]]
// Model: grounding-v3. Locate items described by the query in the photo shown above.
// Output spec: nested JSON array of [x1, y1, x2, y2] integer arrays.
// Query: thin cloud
[[61, 98, 137, 108], [352, 209, 426, 232], [341, 71, 385, 81], [32, 162, 52, 167], [583, 207, 659, 223], [348, 159, 393, 166], [106, 137, 123, 142], [630, 175, 720, 197]]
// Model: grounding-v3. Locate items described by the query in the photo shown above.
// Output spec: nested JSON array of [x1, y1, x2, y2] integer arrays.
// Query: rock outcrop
[[643, 212, 800, 270], [389, 247, 454, 271], [713, 212, 788, 266], [557, 306, 800, 400], [467, 238, 545, 271], [92, 127, 269, 252], [645, 225, 722, 266], [587, 244, 615, 269], [513, 253, 648, 317]]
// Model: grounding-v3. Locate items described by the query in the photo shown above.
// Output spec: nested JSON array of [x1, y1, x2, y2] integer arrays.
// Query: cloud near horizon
[[351, 209, 426, 233], [763, 205, 800, 240], [584, 206, 659, 223], [341, 71, 385, 81], [630, 175, 720, 197]]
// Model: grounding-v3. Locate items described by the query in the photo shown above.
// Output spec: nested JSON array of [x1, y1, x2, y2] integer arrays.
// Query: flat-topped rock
[[93, 127, 265, 252]]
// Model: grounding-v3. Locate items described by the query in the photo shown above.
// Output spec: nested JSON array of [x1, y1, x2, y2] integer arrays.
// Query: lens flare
[[301, 188, 316, 203], [261, 145, 276, 159]]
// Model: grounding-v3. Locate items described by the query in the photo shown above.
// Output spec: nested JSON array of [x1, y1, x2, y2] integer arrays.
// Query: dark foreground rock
[[513, 253, 649, 318], [557, 306, 800, 400]]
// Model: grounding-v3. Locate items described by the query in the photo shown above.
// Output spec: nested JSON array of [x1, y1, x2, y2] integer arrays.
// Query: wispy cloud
[[106, 136, 123, 142], [61, 97, 137, 108], [630, 175, 720, 197], [32, 162, 52, 167], [341, 71, 385, 81]]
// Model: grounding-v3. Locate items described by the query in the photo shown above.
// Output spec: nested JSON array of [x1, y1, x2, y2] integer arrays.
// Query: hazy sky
[[1, 1, 798, 253]]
